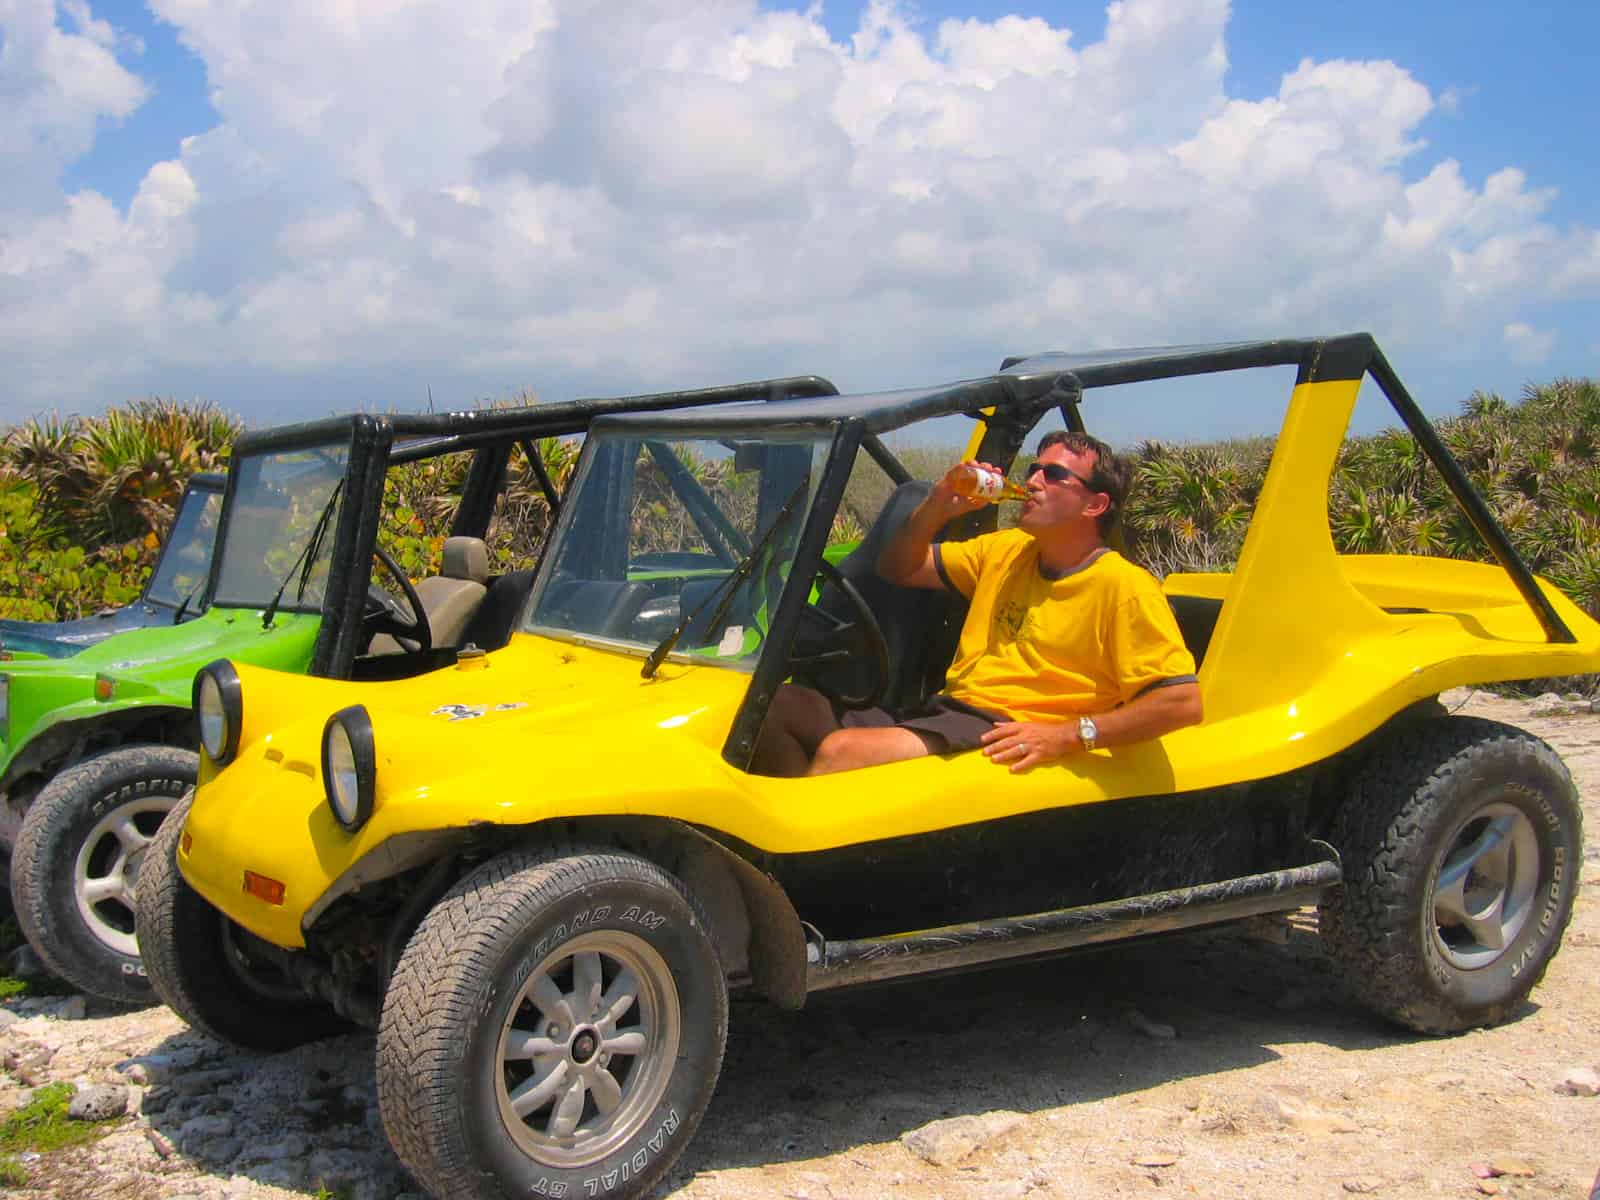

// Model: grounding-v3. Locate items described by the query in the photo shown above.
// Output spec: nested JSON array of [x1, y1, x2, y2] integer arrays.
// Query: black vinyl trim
[[1134, 674, 1199, 697]]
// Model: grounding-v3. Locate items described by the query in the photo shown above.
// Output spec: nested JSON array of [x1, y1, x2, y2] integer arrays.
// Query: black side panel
[[764, 775, 1316, 941]]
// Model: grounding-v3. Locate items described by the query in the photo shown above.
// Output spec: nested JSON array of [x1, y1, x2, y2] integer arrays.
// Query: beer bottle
[[950, 463, 1030, 503]]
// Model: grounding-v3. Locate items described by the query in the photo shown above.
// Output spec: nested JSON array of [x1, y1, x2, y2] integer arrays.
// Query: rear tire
[[1321, 716, 1582, 1034], [377, 847, 727, 1200], [135, 791, 347, 1050], [10, 746, 195, 1004]]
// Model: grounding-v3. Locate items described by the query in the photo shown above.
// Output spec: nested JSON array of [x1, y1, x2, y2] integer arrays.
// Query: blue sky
[[4, 0, 1598, 443]]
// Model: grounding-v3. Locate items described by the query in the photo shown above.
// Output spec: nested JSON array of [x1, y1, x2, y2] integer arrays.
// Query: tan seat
[[368, 536, 490, 654]]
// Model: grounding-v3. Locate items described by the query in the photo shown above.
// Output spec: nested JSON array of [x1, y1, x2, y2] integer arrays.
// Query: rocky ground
[[1, 688, 1596, 1200]]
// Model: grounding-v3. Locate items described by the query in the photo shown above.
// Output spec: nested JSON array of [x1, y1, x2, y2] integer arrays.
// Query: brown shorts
[[838, 695, 1004, 754]]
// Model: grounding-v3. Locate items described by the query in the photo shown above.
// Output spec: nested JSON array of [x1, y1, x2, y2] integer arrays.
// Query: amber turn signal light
[[242, 870, 286, 905]]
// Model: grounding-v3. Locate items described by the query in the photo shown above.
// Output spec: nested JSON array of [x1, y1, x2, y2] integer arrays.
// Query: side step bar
[[804, 856, 1342, 993]]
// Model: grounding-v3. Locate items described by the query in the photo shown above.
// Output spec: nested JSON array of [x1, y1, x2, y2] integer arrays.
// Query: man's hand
[[929, 460, 1005, 517], [877, 460, 1002, 589], [979, 720, 1081, 773], [978, 683, 1202, 773]]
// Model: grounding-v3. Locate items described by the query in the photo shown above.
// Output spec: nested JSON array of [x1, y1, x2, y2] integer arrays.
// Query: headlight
[[322, 705, 376, 832], [193, 660, 242, 766]]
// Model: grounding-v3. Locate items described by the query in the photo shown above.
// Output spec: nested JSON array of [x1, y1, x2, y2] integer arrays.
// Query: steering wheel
[[786, 560, 890, 709], [366, 545, 431, 654]]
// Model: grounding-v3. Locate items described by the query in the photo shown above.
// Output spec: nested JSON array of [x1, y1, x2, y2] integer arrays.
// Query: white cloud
[[1503, 321, 1555, 364], [0, 0, 1596, 425], [0, 0, 147, 214]]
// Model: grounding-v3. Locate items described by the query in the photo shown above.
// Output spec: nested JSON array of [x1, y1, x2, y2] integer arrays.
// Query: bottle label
[[970, 468, 1004, 500]]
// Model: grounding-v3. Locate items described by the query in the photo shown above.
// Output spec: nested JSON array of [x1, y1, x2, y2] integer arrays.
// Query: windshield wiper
[[641, 480, 808, 680], [261, 481, 344, 630], [172, 581, 204, 623]]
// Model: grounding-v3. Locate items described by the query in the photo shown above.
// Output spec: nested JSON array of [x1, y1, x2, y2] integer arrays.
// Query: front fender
[[179, 709, 752, 948]]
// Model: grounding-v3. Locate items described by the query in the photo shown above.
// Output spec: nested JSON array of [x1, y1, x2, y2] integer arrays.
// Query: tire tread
[[1321, 716, 1582, 1034], [11, 745, 196, 1003], [377, 847, 726, 1200]]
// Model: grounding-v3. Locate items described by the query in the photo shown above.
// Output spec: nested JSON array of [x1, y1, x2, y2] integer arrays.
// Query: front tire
[[10, 745, 196, 1003], [1321, 716, 1582, 1034], [377, 848, 727, 1200], [135, 791, 347, 1050]]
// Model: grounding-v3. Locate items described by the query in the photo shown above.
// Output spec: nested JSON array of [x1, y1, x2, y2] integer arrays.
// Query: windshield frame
[[140, 477, 224, 611], [521, 425, 840, 669], [205, 434, 357, 616]]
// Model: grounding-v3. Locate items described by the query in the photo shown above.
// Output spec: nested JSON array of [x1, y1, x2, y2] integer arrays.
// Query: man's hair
[[1036, 429, 1132, 538]]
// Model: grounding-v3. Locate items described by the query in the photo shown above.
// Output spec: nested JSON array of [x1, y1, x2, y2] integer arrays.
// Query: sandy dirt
[[2, 688, 1597, 1200]]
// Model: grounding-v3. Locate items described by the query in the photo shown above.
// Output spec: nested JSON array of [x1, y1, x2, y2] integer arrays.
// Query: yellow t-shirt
[[933, 530, 1197, 723]]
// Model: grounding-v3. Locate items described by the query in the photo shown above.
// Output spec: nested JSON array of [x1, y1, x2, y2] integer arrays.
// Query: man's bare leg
[[808, 725, 936, 776], [751, 684, 840, 777]]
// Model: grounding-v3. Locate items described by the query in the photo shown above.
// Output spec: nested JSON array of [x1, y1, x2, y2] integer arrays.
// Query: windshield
[[212, 443, 350, 611], [525, 432, 829, 666], [143, 486, 222, 609]]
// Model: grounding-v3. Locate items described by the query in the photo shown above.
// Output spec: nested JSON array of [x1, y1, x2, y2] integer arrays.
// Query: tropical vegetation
[[3, 379, 1597, 628]]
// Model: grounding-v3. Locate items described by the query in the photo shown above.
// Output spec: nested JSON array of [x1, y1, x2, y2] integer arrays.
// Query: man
[[752, 431, 1202, 776]]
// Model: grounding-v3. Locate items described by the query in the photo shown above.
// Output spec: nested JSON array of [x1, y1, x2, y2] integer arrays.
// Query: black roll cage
[[573, 332, 1571, 772]]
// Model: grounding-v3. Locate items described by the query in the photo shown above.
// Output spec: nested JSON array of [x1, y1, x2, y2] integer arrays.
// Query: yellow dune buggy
[[141, 335, 1595, 1200]]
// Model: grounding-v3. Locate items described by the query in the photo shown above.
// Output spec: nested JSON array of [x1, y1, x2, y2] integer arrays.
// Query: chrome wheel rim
[[73, 796, 175, 958], [494, 929, 680, 1168], [1429, 799, 1541, 970]]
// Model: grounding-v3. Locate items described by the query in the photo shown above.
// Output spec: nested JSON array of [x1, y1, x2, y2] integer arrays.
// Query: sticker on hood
[[431, 702, 528, 722]]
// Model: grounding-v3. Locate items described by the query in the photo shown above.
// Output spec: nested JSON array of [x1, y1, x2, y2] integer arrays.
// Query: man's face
[[1016, 442, 1107, 536]]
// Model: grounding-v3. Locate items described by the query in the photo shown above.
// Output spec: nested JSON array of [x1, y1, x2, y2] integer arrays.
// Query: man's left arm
[[979, 681, 1201, 772]]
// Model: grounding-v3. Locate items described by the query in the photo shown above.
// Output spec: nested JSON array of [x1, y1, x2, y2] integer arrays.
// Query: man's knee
[[769, 684, 837, 746]]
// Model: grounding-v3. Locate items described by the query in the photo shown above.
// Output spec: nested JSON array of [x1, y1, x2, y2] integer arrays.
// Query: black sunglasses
[[1025, 461, 1096, 489]]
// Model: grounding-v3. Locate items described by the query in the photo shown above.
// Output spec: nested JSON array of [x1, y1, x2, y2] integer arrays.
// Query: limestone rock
[[1556, 1067, 1599, 1097], [67, 1083, 129, 1121], [901, 1111, 1025, 1166]]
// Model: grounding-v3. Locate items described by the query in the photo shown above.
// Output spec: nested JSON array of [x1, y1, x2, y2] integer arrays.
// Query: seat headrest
[[853, 480, 934, 563], [442, 536, 490, 584]]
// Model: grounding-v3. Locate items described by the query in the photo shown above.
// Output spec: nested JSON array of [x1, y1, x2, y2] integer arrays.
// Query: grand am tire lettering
[[617, 906, 665, 930], [531, 906, 656, 963]]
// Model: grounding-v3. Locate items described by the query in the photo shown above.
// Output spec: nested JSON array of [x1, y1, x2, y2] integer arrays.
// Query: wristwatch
[[1078, 715, 1099, 751]]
